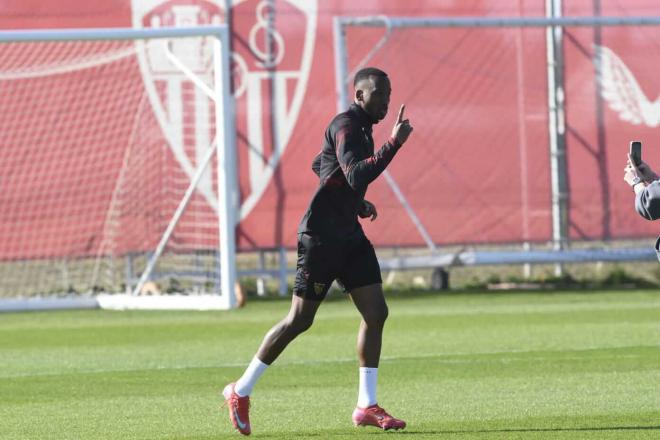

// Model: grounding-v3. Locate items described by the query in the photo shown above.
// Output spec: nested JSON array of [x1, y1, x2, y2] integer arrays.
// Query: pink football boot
[[222, 383, 251, 435], [352, 404, 406, 430]]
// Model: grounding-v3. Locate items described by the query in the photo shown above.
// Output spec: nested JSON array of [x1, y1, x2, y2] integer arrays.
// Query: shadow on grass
[[397, 425, 660, 435], [173, 424, 660, 439]]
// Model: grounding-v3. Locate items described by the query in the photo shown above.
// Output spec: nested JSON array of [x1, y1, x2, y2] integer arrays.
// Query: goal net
[[0, 27, 237, 307], [333, 16, 660, 255]]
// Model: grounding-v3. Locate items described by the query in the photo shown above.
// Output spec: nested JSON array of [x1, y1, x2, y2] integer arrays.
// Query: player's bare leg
[[222, 295, 322, 435], [256, 295, 322, 364], [349, 283, 406, 430], [350, 283, 388, 368]]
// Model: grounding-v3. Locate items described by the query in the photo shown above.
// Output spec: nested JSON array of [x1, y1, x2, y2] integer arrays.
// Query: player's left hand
[[359, 199, 378, 221]]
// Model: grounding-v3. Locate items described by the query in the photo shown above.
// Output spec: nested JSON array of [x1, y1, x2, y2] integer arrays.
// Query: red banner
[[0, 0, 658, 260]]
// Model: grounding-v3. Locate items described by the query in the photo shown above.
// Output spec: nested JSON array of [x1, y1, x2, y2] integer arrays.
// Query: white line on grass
[[1, 346, 653, 379]]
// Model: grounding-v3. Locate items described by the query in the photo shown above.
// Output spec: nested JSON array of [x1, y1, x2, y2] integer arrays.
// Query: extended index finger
[[397, 104, 405, 123]]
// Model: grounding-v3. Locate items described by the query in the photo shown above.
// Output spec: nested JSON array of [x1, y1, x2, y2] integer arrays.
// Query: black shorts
[[293, 233, 382, 301]]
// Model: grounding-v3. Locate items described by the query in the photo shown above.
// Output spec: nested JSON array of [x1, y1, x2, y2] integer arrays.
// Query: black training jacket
[[297, 104, 401, 239]]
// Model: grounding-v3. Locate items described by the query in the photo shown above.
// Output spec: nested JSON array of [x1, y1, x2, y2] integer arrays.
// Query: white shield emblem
[[132, 0, 317, 220]]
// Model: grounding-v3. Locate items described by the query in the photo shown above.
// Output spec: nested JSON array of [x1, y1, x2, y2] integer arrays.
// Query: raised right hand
[[391, 104, 413, 145]]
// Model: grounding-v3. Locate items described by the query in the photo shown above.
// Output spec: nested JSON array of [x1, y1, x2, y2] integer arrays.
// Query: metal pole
[[336, 16, 660, 28], [333, 17, 350, 112], [0, 25, 235, 42], [257, 251, 266, 297], [592, 0, 612, 240], [546, 0, 569, 276], [515, 1, 532, 279], [215, 28, 238, 309], [278, 247, 288, 296], [125, 254, 134, 294]]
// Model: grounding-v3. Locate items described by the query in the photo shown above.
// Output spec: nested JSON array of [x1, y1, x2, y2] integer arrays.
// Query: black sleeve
[[334, 122, 401, 192], [635, 180, 660, 220], [311, 151, 321, 177]]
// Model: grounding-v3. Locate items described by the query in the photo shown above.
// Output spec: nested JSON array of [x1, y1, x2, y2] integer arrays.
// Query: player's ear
[[355, 89, 364, 102]]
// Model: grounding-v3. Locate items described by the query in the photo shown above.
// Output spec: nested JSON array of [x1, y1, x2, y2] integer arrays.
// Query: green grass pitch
[[1, 289, 659, 439]]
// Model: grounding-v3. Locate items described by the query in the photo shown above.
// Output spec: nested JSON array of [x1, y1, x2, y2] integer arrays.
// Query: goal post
[[0, 25, 238, 310], [333, 13, 660, 266]]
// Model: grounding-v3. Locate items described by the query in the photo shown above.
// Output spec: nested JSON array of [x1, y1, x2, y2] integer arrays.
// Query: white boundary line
[[1, 347, 651, 379]]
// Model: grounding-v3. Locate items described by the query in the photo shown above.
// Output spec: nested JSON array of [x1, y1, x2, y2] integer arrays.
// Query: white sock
[[357, 367, 378, 408], [234, 356, 269, 397]]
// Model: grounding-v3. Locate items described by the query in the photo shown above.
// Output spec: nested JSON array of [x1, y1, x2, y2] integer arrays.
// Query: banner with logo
[[0, 0, 658, 259]]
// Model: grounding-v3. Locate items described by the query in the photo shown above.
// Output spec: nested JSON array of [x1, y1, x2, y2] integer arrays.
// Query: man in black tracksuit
[[295, 101, 403, 299], [223, 67, 414, 435]]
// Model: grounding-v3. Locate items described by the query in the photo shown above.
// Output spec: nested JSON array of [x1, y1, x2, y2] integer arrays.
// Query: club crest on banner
[[595, 45, 660, 127], [132, 0, 317, 220]]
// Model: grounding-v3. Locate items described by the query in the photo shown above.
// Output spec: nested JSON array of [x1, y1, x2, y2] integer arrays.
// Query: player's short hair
[[353, 67, 388, 87]]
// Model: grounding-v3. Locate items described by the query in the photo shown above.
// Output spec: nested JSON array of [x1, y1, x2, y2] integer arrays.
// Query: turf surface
[[1, 290, 659, 439]]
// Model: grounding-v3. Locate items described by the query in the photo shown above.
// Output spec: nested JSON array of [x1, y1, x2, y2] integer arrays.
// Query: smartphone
[[630, 141, 642, 166]]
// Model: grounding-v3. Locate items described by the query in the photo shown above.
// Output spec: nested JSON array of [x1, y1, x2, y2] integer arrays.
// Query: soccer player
[[222, 67, 413, 435]]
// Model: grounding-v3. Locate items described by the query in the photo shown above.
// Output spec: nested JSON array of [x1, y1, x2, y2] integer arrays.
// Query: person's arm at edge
[[634, 180, 660, 220]]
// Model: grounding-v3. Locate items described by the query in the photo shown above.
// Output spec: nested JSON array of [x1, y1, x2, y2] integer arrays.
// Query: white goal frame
[[0, 25, 239, 310], [333, 12, 660, 270]]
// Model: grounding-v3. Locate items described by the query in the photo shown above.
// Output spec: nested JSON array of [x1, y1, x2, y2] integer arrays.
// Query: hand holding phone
[[628, 140, 658, 182]]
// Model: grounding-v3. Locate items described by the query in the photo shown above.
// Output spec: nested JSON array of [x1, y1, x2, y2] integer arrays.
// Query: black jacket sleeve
[[635, 180, 660, 220], [311, 152, 321, 177], [334, 122, 401, 192]]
